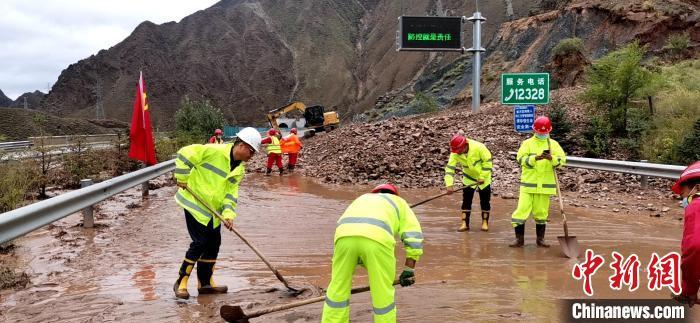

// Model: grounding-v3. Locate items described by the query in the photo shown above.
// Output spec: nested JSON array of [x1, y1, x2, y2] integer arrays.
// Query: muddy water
[[0, 174, 696, 322]]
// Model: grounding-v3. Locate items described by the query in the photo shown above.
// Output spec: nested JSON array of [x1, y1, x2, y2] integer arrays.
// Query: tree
[[677, 118, 700, 165], [175, 96, 226, 143], [583, 41, 652, 136]]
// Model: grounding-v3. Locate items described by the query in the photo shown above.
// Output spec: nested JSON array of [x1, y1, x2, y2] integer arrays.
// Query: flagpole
[[140, 70, 149, 198]]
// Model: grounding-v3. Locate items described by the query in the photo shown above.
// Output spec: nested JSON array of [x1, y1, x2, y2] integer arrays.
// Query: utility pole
[[466, 0, 486, 113], [23, 96, 28, 109]]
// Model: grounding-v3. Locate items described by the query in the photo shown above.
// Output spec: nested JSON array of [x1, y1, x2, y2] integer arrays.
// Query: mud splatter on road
[[0, 174, 695, 322]]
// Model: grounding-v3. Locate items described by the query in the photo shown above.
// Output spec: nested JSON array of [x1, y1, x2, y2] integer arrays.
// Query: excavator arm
[[266, 102, 306, 132]]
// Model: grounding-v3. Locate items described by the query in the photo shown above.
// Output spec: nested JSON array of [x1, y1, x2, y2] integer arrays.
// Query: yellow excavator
[[266, 101, 340, 134]]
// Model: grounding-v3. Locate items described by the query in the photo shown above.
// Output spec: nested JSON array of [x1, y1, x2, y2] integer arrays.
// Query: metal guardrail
[[508, 152, 685, 179], [0, 159, 175, 244], [565, 156, 684, 179], [0, 141, 31, 151]]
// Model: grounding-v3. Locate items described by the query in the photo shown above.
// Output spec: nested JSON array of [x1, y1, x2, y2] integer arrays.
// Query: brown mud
[[0, 174, 695, 322]]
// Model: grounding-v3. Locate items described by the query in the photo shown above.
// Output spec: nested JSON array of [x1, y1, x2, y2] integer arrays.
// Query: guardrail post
[[80, 179, 95, 228], [141, 181, 149, 198], [640, 160, 648, 189]]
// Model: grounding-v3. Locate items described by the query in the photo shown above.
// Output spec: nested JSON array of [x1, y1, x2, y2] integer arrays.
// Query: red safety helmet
[[291, 128, 297, 134], [450, 135, 468, 153], [214, 128, 223, 135], [268, 128, 276, 136], [371, 183, 399, 196], [533, 116, 552, 134], [672, 161, 700, 194]]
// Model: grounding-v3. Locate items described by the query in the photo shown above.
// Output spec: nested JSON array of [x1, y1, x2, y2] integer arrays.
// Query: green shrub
[[59, 136, 102, 188], [582, 115, 612, 157], [548, 103, 574, 152], [677, 118, 700, 164], [551, 37, 585, 57], [0, 161, 37, 212], [583, 41, 653, 136], [640, 60, 700, 163], [175, 96, 226, 142], [619, 108, 650, 159], [411, 92, 438, 114], [664, 33, 690, 60]]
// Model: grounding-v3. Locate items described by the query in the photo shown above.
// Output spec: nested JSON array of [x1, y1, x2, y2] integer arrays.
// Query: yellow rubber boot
[[481, 211, 490, 231], [457, 210, 470, 232], [197, 259, 228, 294], [173, 258, 195, 299]]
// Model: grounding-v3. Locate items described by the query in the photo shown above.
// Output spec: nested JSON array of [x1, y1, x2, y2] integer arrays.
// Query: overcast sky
[[0, 0, 220, 100]]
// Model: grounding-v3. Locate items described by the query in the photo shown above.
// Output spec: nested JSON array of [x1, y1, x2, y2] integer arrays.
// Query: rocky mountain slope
[[8, 91, 46, 109], [38, 0, 540, 129], [370, 0, 699, 118], [0, 90, 12, 107]]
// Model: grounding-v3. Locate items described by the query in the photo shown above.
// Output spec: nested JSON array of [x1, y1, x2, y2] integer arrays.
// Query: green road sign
[[501, 73, 550, 105], [398, 16, 463, 52]]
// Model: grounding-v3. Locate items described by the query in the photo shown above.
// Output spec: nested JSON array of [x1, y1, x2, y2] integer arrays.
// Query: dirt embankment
[[249, 86, 683, 218]]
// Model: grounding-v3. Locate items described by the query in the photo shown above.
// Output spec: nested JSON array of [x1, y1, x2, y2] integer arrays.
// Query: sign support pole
[[466, 11, 486, 113]]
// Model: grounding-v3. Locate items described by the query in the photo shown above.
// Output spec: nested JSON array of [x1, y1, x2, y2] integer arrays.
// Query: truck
[[265, 101, 340, 134]]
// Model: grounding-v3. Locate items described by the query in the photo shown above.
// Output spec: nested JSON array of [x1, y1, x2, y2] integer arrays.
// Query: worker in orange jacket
[[281, 128, 303, 172]]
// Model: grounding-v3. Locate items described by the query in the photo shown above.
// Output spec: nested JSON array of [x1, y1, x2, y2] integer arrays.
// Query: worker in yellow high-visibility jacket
[[444, 133, 493, 232], [510, 116, 566, 248], [322, 183, 423, 323], [172, 127, 261, 299]]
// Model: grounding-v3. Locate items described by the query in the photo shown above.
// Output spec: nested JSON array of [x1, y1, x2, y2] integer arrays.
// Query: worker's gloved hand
[[177, 182, 188, 189], [399, 267, 415, 287], [446, 186, 454, 195], [476, 179, 485, 185]]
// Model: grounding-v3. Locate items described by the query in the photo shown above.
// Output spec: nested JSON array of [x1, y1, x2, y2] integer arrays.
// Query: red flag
[[128, 71, 157, 165]]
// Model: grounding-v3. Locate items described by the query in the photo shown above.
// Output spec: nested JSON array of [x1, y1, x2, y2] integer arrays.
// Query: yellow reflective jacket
[[444, 139, 493, 190], [515, 135, 566, 195], [335, 193, 424, 261], [266, 136, 281, 154], [173, 144, 245, 228]]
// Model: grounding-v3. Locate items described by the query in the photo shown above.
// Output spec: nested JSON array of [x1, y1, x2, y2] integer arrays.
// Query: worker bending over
[[444, 133, 494, 232], [322, 183, 423, 323]]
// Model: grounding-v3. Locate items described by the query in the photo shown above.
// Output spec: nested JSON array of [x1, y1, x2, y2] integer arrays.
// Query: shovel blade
[[557, 235, 580, 258], [220, 305, 249, 323]]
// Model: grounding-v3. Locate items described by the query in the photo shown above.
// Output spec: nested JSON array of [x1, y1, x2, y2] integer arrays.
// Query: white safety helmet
[[236, 127, 262, 152]]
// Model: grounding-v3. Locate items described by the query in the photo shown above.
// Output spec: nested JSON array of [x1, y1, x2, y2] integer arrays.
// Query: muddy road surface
[[0, 174, 695, 322]]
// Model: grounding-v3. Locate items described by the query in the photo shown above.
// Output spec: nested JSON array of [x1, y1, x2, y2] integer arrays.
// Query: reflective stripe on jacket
[[334, 193, 424, 261], [515, 135, 566, 195], [266, 136, 281, 154], [173, 143, 245, 228], [444, 139, 493, 190], [281, 134, 302, 154]]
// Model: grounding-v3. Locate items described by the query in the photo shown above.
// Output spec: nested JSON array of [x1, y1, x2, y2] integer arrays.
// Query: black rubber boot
[[509, 224, 525, 248], [481, 211, 490, 232], [265, 168, 272, 176], [457, 210, 470, 232], [197, 260, 228, 294], [536, 224, 550, 248], [279, 168, 284, 176], [288, 164, 295, 173], [173, 259, 194, 299]]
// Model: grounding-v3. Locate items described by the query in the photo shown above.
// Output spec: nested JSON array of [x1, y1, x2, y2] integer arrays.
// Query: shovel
[[548, 140, 580, 258], [220, 280, 400, 322], [184, 186, 303, 292], [409, 184, 475, 208]]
